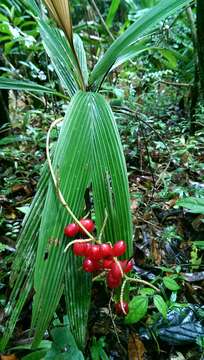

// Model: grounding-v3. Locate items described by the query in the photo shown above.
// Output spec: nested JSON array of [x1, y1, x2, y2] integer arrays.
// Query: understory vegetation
[[0, 0, 204, 359]]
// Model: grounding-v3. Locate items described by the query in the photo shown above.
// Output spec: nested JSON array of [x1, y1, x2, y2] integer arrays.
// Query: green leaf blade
[[163, 276, 180, 291], [125, 295, 148, 324], [89, 0, 191, 88], [153, 295, 168, 318], [176, 197, 204, 214]]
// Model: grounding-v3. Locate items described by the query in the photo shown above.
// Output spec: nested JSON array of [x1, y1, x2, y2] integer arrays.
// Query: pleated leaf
[[38, 20, 82, 96], [21, 0, 85, 94], [89, 0, 191, 88], [111, 41, 183, 70], [22, 0, 41, 16], [73, 34, 89, 87], [0, 163, 50, 351], [31, 91, 132, 349]]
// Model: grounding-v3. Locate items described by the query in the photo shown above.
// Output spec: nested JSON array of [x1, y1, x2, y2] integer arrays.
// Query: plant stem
[[46, 118, 95, 240], [125, 276, 160, 292]]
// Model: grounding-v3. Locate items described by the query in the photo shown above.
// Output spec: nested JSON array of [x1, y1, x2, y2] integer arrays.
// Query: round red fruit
[[110, 262, 123, 279], [113, 240, 126, 257], [102, 258, 114, 269], [89, 244, 102, 260], [83, 258, 95, 272], [115, 301, 129, 315], [121, 259, 134, 273], [80, 219, 95, 234], [100, 243, 113, 258], [64, 223, 79, 237], [83, 242, 92, 257], [73, 242, 86, 256], [106, 271, 122, 289]]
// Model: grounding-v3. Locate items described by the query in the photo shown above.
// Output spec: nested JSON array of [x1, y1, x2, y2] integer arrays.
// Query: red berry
[[80, 219, 95, 234], [115, 301, 129, 315], [92, 260, 102, 271], [113, 240, 126, 257], [110, 262, 123, 279], [100, 243, 113, 258], [83, 258, 95, 272], [83, 242, 92, 257], [64, 223, 79, 237], [106, 271, 122, 288], [102, 258, 114, 269], [89, 244, 102, 260], [120, 259, 134, 273], [73, 242, 86, 256]]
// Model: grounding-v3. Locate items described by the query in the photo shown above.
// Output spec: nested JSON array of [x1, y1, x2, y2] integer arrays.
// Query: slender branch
[[125, 276, 160, 292], [157, 80, 193, 87], [89, 0, 114, 40], [120, 279, 128, 315]]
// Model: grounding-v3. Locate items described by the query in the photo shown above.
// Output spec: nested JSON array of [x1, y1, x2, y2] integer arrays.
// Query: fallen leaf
[[128, 333, 145, 360], [151, 238, 162, 265], [1, 354, 18, 360]]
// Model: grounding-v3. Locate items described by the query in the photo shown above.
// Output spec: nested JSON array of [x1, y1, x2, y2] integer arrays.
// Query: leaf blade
[[89, 0, 191, 88]]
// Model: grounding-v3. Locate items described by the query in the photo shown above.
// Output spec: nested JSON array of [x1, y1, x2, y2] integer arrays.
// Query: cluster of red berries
[[64, 219, 133, 286], [64, 219, 132, 314]]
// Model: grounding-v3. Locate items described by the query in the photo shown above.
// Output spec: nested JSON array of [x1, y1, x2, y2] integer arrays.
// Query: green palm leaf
[[0, 163, 50, 351], [73, 34, 89, 87], [38, 20, 83, 95], [0, 78, 66, 97], [21, 0, 85, 94], [89, 0, 192, 88], [31, 91, 132, 349]]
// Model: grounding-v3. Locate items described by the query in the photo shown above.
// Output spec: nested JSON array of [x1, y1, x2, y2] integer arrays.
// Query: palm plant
[[0, 0, 192, 352]]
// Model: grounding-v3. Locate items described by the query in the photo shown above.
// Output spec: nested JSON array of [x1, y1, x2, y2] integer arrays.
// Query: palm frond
[[89, 0, 192, 89], [31, 91, 132, 349]]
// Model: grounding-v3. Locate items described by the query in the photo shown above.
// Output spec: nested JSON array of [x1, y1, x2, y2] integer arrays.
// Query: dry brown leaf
[[44, 0, 73, 45], [128, 333, 145, 360], [1, 354, 18, 360], [151, 238, 162, 265]]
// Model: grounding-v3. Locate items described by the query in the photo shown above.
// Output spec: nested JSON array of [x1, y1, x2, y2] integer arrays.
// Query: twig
[[89, 0, 114, 40], [92, 271, 107, 282], [157, 80, 193, 87], [125, 275, 160, 292], [120, 278, 128, 315], [109, 291, 121, 344]]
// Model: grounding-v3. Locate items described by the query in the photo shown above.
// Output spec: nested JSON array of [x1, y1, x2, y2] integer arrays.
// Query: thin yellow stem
[[46, 118, 95, 240], [113, 257, 124, 277], [125, 275, 160, 292], [92, 271, 107, 282], [120, 278, 128, 315], [64, 238, 92, 253], [98, 209, 108, 242]]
